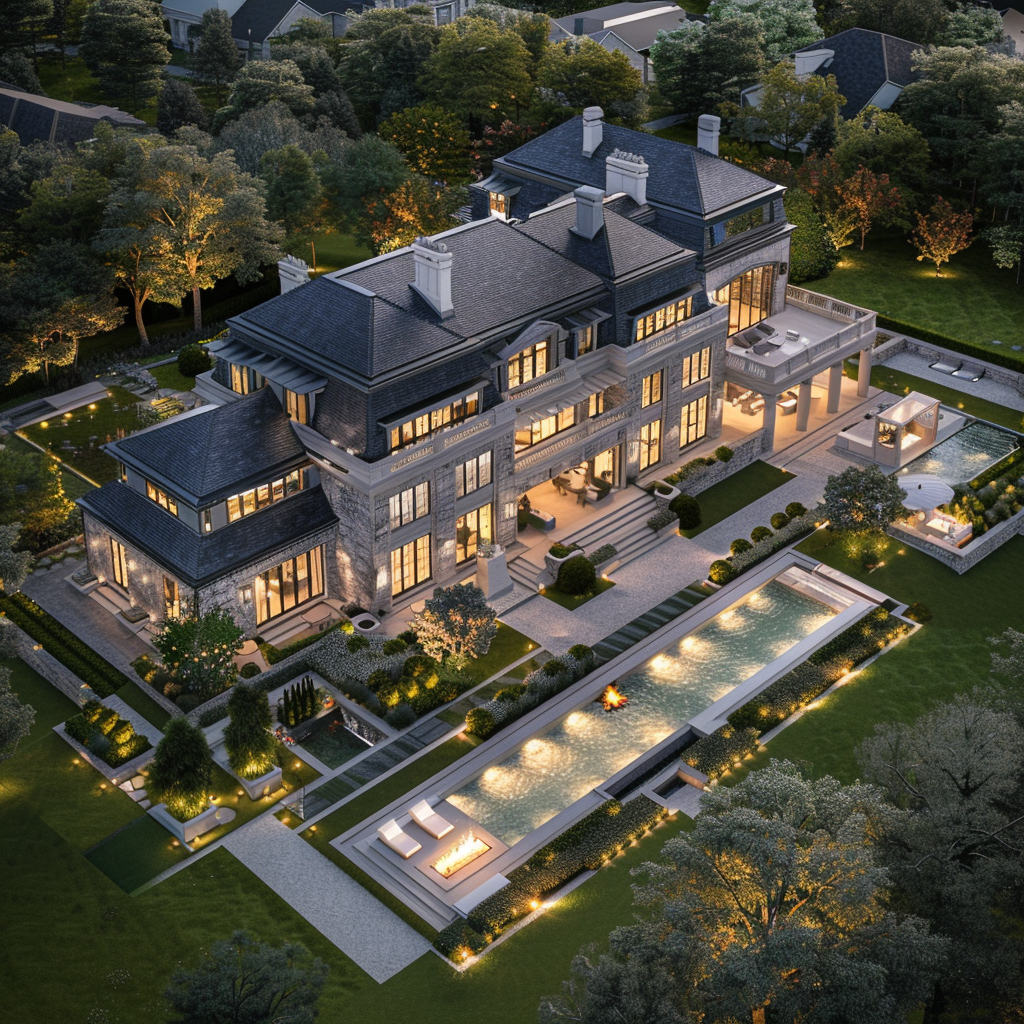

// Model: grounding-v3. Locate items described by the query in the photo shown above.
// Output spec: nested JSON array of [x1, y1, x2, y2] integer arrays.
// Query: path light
[[99, 783, 106, 790], [309, 825, 317, 833], [72, 758, 79, 765]]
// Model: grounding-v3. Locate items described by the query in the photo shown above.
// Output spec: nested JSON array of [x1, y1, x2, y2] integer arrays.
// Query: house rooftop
[[0, 86, 144, 146]]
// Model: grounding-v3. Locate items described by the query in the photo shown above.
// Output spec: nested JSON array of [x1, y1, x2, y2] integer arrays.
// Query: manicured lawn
[[811, 229, 1024, 355], [115, 681, 172, 730], [681, 460, 793, 538], [2, 430, 97, 500], [847, 359, 1024, 432], [541, 577, 615, 610], [463, 622, 539, 683], [3, 657, 79, 734], [148, 361, 199, 394], [86, 814, 191, 893], [303, 233, 372, 275], [18, 385, 150, 485]]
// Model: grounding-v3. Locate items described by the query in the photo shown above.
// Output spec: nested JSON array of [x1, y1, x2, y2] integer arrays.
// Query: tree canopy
[[822, 463, 909, 533], [707, 0, 821, 64], [153, 607, 244, 699], [191, 8, 241, 106], [413, 582, 497, 669], [378, 104, 473, 184], [148, 717, 214, 820]]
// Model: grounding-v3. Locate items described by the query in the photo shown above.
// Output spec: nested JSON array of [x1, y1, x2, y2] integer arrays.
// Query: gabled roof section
[[499, 116, 778, 217], [514, 197, 693, 280], [231, 0, 315, 40], [795, 29, 923, 116], [111, 388, 306, 503]]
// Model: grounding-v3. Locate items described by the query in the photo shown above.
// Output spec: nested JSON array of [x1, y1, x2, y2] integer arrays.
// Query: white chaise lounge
[[378, 819, 422, 858], [409, 799, 454, 839]]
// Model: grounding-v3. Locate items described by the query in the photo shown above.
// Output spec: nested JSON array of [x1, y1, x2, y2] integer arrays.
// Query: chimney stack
[[278, 254, 310, 294], [571, 186, 605, 241], [696, 114, 720, 156], [605, 149, 648, 206], [582, 106, 604, 158], [410, 237, 453, 320]]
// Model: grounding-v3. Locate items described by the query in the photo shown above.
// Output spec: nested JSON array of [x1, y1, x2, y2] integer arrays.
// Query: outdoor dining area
[[898, 474, 972, 547]]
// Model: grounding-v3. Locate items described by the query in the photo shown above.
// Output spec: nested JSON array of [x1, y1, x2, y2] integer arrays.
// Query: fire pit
[[600, 684, 629, 712], [433, 831, 491, 878]]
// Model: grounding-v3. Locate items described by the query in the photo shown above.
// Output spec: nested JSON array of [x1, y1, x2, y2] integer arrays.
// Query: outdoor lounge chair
[[409, 799, 454, 840], [951, 363, 985, 381], [378, 819, 422, 858], [929, 358, 961, 374]]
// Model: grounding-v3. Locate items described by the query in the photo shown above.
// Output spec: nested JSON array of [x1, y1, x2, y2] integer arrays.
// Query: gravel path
[[222, 815, 432, 982]]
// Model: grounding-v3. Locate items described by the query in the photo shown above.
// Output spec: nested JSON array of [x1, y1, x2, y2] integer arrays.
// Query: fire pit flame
[[601, 684, 629, 712]]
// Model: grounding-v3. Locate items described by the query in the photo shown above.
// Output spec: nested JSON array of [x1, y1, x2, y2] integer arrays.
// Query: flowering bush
[[153, 608, 244, 699]]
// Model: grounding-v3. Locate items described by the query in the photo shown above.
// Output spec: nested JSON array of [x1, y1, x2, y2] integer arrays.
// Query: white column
[[796, 380, 813, 432], [858, 347, 872, 398], [827, 361, 843, 414], [761, 395, 778, 450]]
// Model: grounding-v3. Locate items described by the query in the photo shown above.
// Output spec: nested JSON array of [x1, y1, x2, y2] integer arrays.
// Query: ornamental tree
[[0, 665, 35, 762], [217, 59, 316, 129], [0, 524, 32, 594], [822, 464, 909, 534], [148, 717, 214, 820], [413, 583, 497, 669], [224, 684, 275, 780], [166, 931, 328, 1024], [153, 607, 244, 699], [911, 197, 973, 276], [378, 104, 473, 184], [706, 0, 821, 63], [835, 165, 902, 250]]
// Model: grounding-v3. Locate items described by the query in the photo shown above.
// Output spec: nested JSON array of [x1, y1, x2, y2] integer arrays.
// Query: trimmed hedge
[[557, 555, 597, 596], [731, 509, 820, 576], [876, 316, 1024, 372], [727, 608, 911, 734], [751, 525, 773, 543], [463, 797, 664, 938], [730, 538, 753, 556], [647, 508, 677, 532], [969, 446, 1024, 491], [259, 620, 350, 665], [588, 544, 617, 566], [65, 699, 151, 767], [670, 493, 701, 530], [682, 723, 760, 779], [1, 592, 131, 698], [433, 920, 488, 961], [708, 560, 736, 585]]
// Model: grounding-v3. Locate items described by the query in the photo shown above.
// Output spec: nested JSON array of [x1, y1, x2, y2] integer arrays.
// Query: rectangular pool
[[899, 421, 1019, 486], [447, 576, 838, 847]]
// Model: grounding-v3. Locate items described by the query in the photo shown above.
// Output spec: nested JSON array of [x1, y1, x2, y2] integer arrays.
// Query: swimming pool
[[899, 421, 1019, 486], [447, 577, 838, 847]]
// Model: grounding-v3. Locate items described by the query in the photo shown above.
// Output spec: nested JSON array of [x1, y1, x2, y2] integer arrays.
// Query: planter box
[[351, 613, 380, 634], [150, 801, 237, 842], [235, 764, 283, 800], [545, 547, 584, 574], [652, 483, 680, 509]]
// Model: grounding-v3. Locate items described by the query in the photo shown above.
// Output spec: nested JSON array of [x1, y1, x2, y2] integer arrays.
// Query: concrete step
[[558, 488, 659, 554]]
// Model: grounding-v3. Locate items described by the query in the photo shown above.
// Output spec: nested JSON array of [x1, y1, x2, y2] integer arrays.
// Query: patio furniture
[[409, 799, 454, 839], [527, 508, 556, 531], [378, 819, 422, 859], [777, 392, 798, 415], [552, 475, 571, 495], [731, 334, 755, 350], [952, 363, 985, 381], [929, 358, 961, 375], [785, 329, 800, 344]]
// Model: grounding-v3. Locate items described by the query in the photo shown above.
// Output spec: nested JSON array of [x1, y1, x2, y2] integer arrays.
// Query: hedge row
[[876, 316, 1024, 372], [681, 724, 761, 779], [1, 592, 131, 698], [455, 796, 664, 941], [727, 608, 911, 734], [969, 446, 1024, 491], [65, 699, 151, 768], [258, 619, 353, 665]]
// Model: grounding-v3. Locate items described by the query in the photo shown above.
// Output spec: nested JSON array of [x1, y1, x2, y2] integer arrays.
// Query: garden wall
[[7, 620, 89, 706], [688, 430, 769, 490], [874, 334, 1024, 398], [889, 510, 1024, 574]]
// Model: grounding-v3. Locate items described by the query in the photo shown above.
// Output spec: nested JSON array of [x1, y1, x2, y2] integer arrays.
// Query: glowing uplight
[[681, 636, 698, 651], [88, 403, 97, 410], [40, 421, 49, 428], [651, 654, 671, 672]]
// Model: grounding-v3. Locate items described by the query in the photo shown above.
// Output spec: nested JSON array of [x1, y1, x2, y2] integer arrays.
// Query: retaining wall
[[874, 334, 1024, 398], [889, 510, 1024, 573]]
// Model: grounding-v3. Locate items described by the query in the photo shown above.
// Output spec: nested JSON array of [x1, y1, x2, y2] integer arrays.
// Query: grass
[[680, 460, 793, 538], [847, 359, 1024, 432], [1, 430, 97, 500], [541, 577, 615, 610], [463, 622, 539, 683], [147, 361, 200, 394], [85, 814, 191, 893], [3, 657, 79, 734], [18, 384, 151, 485], [302, 233, 373, 275], [811, 228, 1024, 355], [115, 681, 172, 730]]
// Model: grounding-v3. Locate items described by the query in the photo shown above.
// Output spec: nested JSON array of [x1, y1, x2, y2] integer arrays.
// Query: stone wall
[[654, 429, 768, 496], [890, 510, 1024, 574], [875, 334, 1024, 398], [8, 620, 88, 705]]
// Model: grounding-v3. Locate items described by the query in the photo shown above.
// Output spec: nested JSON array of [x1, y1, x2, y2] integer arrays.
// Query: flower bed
[[681, 724, 761, 779], [64, 699, 151, 768]]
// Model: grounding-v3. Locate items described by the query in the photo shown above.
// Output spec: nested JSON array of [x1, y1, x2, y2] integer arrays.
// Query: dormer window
[[489, 192, 508, 219], [635, 296, 693, 343], [507, 340, 549, 390], [575, 325, 594, 357], [146, 481, 178, 517], [284, 389, 309, 425], [230, 363, 264, 395]]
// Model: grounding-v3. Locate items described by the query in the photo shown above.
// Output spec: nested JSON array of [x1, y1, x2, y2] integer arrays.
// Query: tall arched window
[[713, 264, 777, 336]]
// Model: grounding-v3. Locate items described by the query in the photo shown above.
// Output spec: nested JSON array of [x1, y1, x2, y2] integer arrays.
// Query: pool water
[[899, 421, 1019, 486], [297, 710, 371, 769], [447, 580, 836, 847]]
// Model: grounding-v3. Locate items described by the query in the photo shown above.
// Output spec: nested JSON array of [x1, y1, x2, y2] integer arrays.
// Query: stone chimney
[[571, 186, 605, 241], [696, 114, 720, 156], [605, 149, 648, 205], [410, 236, 454, 319], [278, 254, 309, 294], [582, 106, 604, 158]]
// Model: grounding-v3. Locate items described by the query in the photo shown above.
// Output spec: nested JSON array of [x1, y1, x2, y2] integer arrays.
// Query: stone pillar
[[858, 347, 872, 398], [827, 361, 843, 414], [761, 395, 778, 450], [476, 547, 513, 600], [796, 380, 813, 432]]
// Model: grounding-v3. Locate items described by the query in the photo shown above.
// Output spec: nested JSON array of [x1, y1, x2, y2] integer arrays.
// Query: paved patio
[[878, 350, 1024, 412]]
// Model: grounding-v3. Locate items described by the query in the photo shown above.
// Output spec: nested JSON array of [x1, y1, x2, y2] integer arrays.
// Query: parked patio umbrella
[[899, 474, 955, 511]]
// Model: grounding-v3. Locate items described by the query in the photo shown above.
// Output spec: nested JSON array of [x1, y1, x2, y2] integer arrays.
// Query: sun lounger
[[951, 363, 985, 381], [409, 799, 454, 840], [929, 359, 961, 375], [378, 819, 422, 858]]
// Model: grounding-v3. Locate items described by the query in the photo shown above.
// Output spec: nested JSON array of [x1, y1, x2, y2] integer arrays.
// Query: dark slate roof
[[586, 10, 690, 53], [499, 116, 778, 217], [231, 0, 313, 40], [0, 86, 144, 146], [551, 1, 677, 34], [794, 29, 923, 117], [80, 484, 337, 589], [514, 199, 692, 280], [111, 388, 306, 503]]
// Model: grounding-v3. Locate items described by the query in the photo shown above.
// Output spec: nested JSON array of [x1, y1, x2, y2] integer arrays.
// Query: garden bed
[[540, 577, 615, 610]]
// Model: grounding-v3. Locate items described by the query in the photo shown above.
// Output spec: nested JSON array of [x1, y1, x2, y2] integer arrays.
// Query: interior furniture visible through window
[[254, 546, 324, 624], [514, 407, 575, 453], [391, 535, 431, 595]]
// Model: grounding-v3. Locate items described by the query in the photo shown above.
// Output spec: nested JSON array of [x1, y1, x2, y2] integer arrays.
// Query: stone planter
[[150, 801, 236, 842], [652, 482, 680, 509], [351, 612, 380, 634], [234, 764, 284, 800], [544, 546, 584, 575], [476, 546, 513, 600]]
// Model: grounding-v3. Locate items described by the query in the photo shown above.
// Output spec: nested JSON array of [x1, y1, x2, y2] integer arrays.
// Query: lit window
[[226, 469, 303, 522], [635, 296, 693, 343], [641, 371, 663, 408], [514, 407, 576, 453], [163, 576, 180, 619], [390, 393, 479, 452], [680, 395, 709, 447], [682, 346, 712, 389], [389, 481, 430, 530], [284, 389, 308, 424], [391, 535, 431, 596], [489, 192, 508, 218], [507, 341, 550, 390], [575, 325, 594, 357], [589, 391, 604, 418], [110, 539, 128, 589], [253, 546, 324, 624], [456, 505, 492, 563], [146, 481, 178, 517], [456, 452, 492, 498], [714, 265, 776, 336], [230, 363, 264, 395], [639, 419, 661, 471]]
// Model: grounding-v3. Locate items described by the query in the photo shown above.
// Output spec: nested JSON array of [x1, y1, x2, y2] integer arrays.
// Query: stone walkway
[[222, 815, 432, 982], [879, 350, 1024, 412]]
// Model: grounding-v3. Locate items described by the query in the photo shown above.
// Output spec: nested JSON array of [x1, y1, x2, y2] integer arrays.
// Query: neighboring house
[[998, 1, 1024, 54], [548, 1, 691, 81], [389, 0, 476, 27], [79, 109, 877, 636], [741, 28, 924, 120], [164, 0, 245, 50], [0, 85, 144, 145]]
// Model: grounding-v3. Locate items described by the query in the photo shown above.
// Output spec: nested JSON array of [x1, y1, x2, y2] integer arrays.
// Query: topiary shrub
[[496, 683, 526, 702], [347, 634, 370, 653], [367, 669, 393, 693], [785, 501, 807, 519], [730, 538, 753, 556], [382, 638, 408, 656], [709, 559, 736, 585], [751, 525, 773, 543], [770, 512, 790, 530], [567, 644, 594, 666], [669, 493, 701, 530], [397, 629, 418, 646], [542, 658, 566, 677], [466, 707, 495, 738], [148, 717, 214, 821], [177, 343, 214, 377], [557, 555, 597, 596], [714, 445, 734, 463], [385, 703, 416, 729], [239, 662, 262, 679]]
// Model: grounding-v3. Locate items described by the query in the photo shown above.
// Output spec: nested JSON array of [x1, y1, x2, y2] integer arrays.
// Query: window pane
[[480, 452, 491, 486], [416, 481, 430, 518]]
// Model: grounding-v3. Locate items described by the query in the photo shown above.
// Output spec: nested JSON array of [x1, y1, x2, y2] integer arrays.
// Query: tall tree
[[784, 186, 838, 282], [0, 448, 76, 550], [79, 0, 171, 113], [707, 0, 821, 64], [935, 3, 1005, 48], [744, 59, 844, 156], [0, 0, 53, 62], [585, 761, 948, 1024], [911, 197, 973, 276], [378, 104, 473, 184], [984, 222, 1024, 285], [157, 78, 211, 136], [216, 59, 316, 129], [833, 0, 948, 44], [190, 8, 241, 106], [224, 684, 275, 780], [464, 3, 550, 63], [148, 717, 214, 820], [0, 666, 35, 763], [214, 101, 311, 175], [166, 931, 328, 1024], [836, 165, 903, 249], [413, 583, 497, 669], [361, 175, 467, 256], [978, 101, 1024, 283], [258, 145, 324, 265], [17, 156, 111, 244], [822, 463, 909, 533], [319, 133, 410, 239]]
